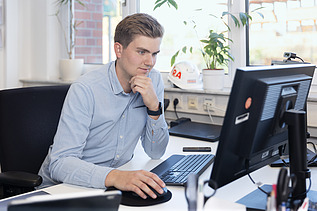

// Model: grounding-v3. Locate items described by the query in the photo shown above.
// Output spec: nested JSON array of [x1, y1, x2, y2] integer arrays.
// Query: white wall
[[0, 0, 64, 89], [0, 0, 20, 89]]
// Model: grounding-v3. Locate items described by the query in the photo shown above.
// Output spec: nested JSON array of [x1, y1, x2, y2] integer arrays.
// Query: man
[[38, 13, 169, 200]]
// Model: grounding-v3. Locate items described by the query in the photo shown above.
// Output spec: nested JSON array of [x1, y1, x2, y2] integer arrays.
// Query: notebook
[[168, 121, 221, 142]]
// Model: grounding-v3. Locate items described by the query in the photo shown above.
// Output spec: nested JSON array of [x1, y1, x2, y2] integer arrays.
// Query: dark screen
[[210, 64, 315, 189]]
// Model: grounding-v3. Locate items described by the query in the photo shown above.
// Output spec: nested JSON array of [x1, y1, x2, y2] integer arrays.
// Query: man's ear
[[114, 42, 123, 58]]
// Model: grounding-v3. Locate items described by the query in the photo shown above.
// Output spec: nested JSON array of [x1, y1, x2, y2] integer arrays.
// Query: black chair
[[0, 85, 70, 199]]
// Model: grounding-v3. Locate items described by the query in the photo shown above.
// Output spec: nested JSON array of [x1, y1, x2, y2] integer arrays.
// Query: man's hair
[[114, 13, 164, 48]]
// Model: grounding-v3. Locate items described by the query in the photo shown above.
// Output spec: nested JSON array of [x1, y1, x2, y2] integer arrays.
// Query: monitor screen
[[209, 64, 315, 191]]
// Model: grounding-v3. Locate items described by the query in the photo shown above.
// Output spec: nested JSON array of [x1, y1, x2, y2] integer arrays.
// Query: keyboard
[[150, 154, 215, 186]]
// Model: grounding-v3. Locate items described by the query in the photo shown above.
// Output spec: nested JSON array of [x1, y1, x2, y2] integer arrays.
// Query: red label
[[171, 67, 181, 79]]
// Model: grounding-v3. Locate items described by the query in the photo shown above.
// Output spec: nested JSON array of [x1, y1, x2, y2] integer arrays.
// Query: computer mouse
[[150, 186, 168, 198], [132, 186, 168, 198]]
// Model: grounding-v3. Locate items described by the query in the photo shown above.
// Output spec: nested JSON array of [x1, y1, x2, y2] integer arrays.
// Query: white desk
[[3, 136, 317, 210]]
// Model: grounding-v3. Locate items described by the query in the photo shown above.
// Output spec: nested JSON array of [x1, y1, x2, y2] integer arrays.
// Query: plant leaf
[[168, 0, 178, 10], [182, 46, 187, 53], [75, 0, 85, 7], [153, 0, 167, 10], [171, 50, 179, 66], [229, 13, 240, 28], [239, 12, 249, 26]]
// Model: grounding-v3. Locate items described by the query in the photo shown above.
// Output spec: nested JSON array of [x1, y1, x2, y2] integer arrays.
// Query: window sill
[[164, 87, 230, 96], [20, 79, 72, 87]]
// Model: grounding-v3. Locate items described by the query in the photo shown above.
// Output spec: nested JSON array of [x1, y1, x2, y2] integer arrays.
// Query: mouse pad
[[120, 190, 172, 207]]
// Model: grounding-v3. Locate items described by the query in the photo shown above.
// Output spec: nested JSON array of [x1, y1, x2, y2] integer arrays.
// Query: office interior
[[1, 0, 317, 210]]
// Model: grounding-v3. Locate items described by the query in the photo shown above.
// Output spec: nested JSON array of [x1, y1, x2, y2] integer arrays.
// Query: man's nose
[[145, 54, 155, 67]]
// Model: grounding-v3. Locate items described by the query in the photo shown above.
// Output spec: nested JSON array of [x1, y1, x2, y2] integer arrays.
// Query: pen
[[183, 147, 212, 152], [266, 194, 271, 211], [268, 184, 277, 211], [134, 105, 146, 108]]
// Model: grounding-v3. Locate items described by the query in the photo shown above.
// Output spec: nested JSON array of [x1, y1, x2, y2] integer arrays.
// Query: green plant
[[153, 1, 263, 69], [154, 0, 178, 10], [55, 0, 85, 59], [171, 9, 263, 69], [200, 29, 234, 70]]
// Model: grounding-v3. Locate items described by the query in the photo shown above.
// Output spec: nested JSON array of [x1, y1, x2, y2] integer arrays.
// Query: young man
[[38, 13, 169, 199]]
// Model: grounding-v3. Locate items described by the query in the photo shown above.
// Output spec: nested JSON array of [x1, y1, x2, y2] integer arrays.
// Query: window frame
[[121, 0, 316, 91]]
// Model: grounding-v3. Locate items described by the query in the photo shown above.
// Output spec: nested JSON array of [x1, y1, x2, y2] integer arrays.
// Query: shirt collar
[[109, 61, 126, 95]]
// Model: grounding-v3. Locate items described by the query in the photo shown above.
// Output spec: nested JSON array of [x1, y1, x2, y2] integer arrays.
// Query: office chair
[[0, 85, 70, 199]]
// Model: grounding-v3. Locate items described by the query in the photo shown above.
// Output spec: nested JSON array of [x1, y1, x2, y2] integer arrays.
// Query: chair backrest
[[0, 85, 70, 174]]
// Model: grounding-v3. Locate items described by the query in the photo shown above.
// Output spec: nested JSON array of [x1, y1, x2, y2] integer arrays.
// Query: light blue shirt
[[38, 61, 169, 189]]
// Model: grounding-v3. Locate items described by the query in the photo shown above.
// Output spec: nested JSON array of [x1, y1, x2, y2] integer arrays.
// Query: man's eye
[[138, 51, 145, 55]]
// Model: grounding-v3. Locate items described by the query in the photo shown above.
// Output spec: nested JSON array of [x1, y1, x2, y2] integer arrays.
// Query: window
[[74, 0, 122, 64], [139, 0, 230, 72], [249, 0, 317, 66], [71, 1, 253, 85]]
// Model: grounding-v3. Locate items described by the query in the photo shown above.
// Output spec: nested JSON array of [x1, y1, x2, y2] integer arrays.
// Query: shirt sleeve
[[141, 71, 169, 159], [48, 82, 111, 189]]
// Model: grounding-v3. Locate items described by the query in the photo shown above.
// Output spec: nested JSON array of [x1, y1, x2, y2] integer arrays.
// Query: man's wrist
[[147, 102, 162, 116], [105, 169, 119, 187]]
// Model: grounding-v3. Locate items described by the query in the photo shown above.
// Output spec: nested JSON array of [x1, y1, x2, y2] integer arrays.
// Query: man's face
[[115, 35, 162, 79]]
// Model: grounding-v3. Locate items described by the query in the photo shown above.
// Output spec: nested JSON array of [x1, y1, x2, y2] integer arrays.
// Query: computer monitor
[[209, 64, 315, 203]]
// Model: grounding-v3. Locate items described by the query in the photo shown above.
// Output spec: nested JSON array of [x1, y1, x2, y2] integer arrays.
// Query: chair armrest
[[0, 171, 42, 188]]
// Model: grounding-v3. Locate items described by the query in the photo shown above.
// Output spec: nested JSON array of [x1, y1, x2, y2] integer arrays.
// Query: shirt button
[[116, 155, 120, 158], [120, 135, 123, 139], [152, 123, 155, 126], [122, 115, 125, 118]]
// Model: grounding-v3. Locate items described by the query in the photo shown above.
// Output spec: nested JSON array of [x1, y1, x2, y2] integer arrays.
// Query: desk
[[3, 136, 317, 211]]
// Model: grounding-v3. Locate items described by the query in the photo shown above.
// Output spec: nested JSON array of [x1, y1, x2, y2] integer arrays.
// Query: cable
[[291, 177, 311, 199], [307, 142, 317, 165], [245, 159, 270, 195], [295, 56, 305, 63], [307, 142, 317, 153], [173, 98, 179, 119], [205, 104, 226, 124], [247, 173, 269, 195], [202, 180, 217, 205], [206, 106, 214, 124], [281, 158, 290, 167]]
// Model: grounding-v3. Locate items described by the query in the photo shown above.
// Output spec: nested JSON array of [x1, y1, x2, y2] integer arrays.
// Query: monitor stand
[[237, 109, 315, 210], [285, 109, 311, 201]]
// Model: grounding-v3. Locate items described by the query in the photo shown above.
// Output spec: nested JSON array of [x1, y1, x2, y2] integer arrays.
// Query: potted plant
[[55, 0, 85, 81], [200, 28, 234, 90], [170, 9, 263, 90]]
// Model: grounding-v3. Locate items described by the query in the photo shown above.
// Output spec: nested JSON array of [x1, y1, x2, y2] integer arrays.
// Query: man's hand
[[129, 75, 159, 112], [105, 169, 166, 199]]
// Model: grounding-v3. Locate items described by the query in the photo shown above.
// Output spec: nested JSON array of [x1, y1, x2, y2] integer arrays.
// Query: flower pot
[[59, 59, 84, 81], [202, 69, 224, 91]]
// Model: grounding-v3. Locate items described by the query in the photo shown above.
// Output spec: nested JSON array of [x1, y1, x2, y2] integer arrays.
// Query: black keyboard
[[150, 154, 215, 186]]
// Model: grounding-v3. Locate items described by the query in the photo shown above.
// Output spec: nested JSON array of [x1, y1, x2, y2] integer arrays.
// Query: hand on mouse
[[105, 169, 166, 199]]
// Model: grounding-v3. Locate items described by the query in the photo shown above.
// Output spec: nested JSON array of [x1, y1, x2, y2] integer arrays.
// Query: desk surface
[[3, 136, 317, 211]]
